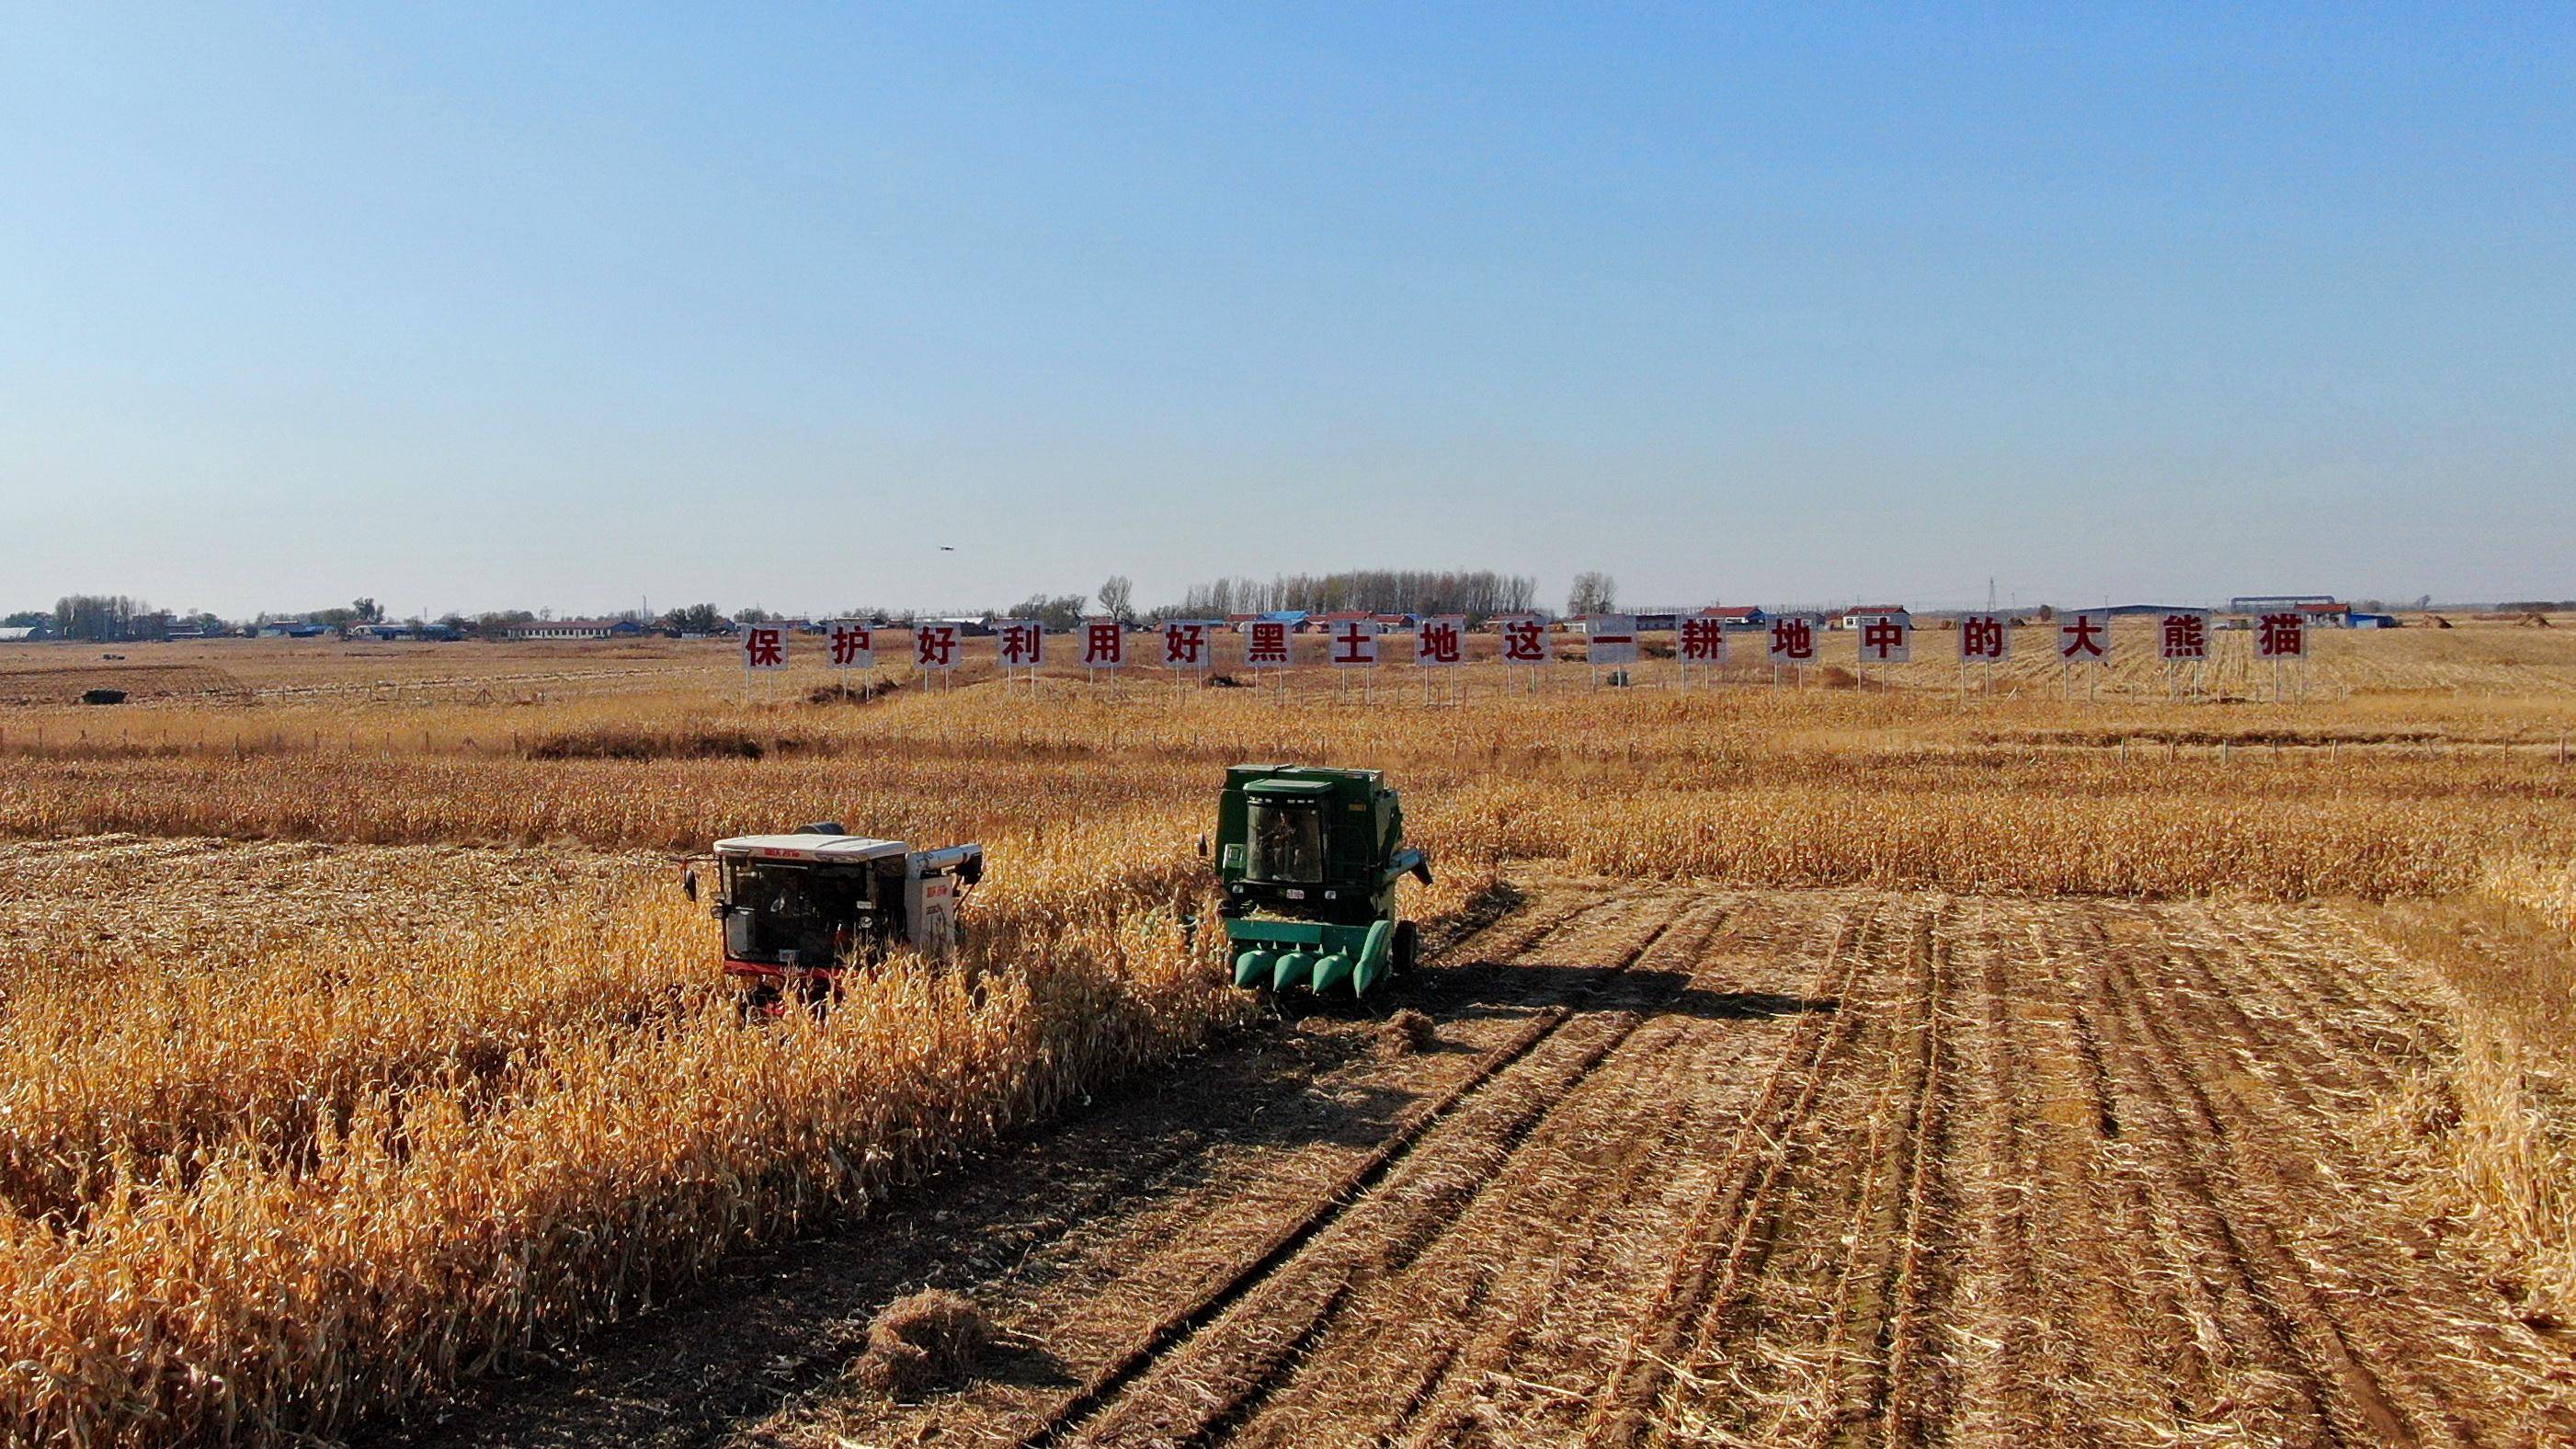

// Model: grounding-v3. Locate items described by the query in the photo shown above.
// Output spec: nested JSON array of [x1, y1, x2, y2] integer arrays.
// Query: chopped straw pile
[[846, 1290, 996, 1398]]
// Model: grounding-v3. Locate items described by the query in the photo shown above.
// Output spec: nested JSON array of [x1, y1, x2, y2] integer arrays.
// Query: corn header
[[1213, 765, 1432, 996]]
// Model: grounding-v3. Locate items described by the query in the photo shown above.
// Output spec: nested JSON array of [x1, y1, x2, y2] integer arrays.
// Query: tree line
[[10, 569, 1621, 643], [1163, 570, 1543, 622]]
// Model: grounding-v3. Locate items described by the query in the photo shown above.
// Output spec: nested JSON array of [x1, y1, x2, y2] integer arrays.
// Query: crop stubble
[[701, 886, 2576, 1449]]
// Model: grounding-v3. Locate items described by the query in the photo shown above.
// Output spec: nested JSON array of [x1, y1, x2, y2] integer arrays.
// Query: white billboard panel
[[2057, 611, 2112, 665], [1679, 615, 1727, 664], [1245, 620, 1292, 668], [743, 626, 788, 672], [914, 623, 961, 672], [1080, 618, 1125, 668], [825, 621, 873, 670], [1499, 616, 1551, 665], [1854, 614, 1911, 665], [1956, 613, 2010, 662], [1161, 621, 1212, 669], [1766, 616, 1818, 666], [1586, 614, 1640, 667], [2159, 611, 2211, 662], [2256, 612, 2310, 660], [1415, 615, 1465, 667], [995, 620, 1043, 669], [1328, 618, 1380, 667]]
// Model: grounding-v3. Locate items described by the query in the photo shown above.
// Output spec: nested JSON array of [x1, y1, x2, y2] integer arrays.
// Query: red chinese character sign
[[2256, 611, 2310, 702], [914, 623, 961, 680], [825, 622, 873, 670], [1955, 612, 2009, 700], [1328, 619, 1380, 667], [1245, 620, 1291, 669], [1856, 614, 1911, 666], [1162, 621, 1211, 672], [743, 626, 787, 672], [2156, 610, 2210, 701], [995, 620, 1043, 673], [2255, 612, 2308, 660], [2057, 612, 2111, 666], [1081, 618, 1124, 673], [1497, 615, 1551, 691], [1957, 614, 2011, 663], [1415, 616, 1465, 667], [1766, 616, 1818, 669], [2160, 612, 2211, 662], [2051, 610, 2112, 701], [1679, 616, 1727, 664]]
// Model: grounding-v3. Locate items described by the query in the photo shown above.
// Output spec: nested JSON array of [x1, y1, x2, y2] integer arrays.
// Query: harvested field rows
[[0, 833, 660, 963], [377, 884, 2576, 1447], [4, 631, 2573, 1445]]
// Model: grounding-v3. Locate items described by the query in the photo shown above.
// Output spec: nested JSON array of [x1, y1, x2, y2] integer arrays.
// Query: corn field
[[2, 631, 2573, 1443]]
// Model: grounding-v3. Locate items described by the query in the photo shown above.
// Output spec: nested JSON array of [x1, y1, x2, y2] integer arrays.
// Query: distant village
[[1, 580, 2496, 648]]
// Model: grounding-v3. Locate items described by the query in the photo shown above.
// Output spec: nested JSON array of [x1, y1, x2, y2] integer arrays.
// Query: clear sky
[[5, 5, 2570, 618]]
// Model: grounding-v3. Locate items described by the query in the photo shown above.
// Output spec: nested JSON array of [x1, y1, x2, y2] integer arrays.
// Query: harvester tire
[[1394, 919, 1419, 976]]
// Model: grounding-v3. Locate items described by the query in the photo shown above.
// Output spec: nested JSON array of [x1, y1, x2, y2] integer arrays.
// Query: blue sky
[[4, 5, 2569, 617]]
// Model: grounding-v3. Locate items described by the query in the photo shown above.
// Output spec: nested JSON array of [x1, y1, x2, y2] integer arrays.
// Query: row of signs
[[742, 611, 2317, 674], [749, 617, 1493, 673], [1818, 610, 2312, 666]]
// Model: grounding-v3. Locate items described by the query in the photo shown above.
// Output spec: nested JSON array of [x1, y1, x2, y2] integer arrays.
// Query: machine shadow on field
[[1316, 960, 1841, 1029]]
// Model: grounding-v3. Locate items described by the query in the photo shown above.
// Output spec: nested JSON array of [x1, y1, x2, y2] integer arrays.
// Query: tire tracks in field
[[1948, 909, 2210, 1441], [689, 889, 2576, 1449], [1340, 895, 1821, 1449], [2083, 903, 2576, 1445], [1580, 898, 1890, 1446], [1017, 893, 1715, 1448], [367, 886, 1636, 1449], [2079, 907, 2427, 1444]]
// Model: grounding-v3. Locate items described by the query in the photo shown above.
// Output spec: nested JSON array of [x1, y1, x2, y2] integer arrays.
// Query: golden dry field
[[3, 622, 2575, 1446]]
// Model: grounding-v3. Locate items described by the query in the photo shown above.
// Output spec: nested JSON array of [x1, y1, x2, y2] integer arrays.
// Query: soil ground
[[353, 880, 2576, 1448]]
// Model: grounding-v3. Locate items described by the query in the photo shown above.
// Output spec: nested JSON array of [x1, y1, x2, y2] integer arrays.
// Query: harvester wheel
[[1394, 919, 1419, 976]]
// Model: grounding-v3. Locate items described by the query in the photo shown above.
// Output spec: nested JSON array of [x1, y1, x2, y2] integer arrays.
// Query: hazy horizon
[[6, 6, 2570, 618]]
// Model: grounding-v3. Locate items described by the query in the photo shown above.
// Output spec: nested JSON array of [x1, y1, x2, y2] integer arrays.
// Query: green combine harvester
[[1212, 765, 1433, 996]]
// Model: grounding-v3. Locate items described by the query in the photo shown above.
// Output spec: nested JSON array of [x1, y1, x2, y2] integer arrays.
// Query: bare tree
[[1097, 575, 1134, 621], [1567, 572, 1618, 617], [1011, 593, 1089, 630]]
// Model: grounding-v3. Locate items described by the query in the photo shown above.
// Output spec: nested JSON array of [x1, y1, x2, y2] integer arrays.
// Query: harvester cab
[[1213, 766, 1432, 997], [700, 824, 985, 1010]]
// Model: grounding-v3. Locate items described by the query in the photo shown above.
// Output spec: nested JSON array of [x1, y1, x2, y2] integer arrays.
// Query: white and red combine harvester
[[691, 824, 985, 1012]]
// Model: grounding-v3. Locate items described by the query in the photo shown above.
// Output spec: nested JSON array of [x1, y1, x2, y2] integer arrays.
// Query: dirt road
[[363, 884, 2576, 1447]]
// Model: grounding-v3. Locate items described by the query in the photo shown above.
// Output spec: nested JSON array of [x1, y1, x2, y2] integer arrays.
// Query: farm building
[[2228, 594, 2338, 613], [1699, 605, 1768, 627], [506, 619, 644, 641], [1834, 606, 1909, 630]]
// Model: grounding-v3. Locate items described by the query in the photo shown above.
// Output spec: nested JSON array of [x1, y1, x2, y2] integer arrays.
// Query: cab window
[[1248, 798, 1325, 883]]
